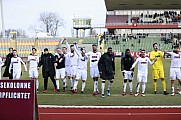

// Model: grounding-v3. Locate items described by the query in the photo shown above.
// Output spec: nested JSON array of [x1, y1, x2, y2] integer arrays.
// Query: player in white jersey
[[74, 45, 88, 93], [64, 39, 79, 91], [0, 56, 4, 80], [28, 48, 39, 92], [130, 49, 157, 97], [9, 50, 27, 80], [164, 45, 181, 96], [61, 39, 72, 90], [86, 44, 101, 95]]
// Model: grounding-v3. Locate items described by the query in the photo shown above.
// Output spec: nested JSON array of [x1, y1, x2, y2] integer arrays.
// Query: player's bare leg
[[135, 82, 140, 96], [177, 81, 181, 94], [122, 79, 127, 96], [81, 80, 86, 93], [171, 80, 175, 96]]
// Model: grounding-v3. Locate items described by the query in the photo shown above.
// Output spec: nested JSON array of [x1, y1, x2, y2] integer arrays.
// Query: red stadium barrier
[[0, 80, 38, 120]]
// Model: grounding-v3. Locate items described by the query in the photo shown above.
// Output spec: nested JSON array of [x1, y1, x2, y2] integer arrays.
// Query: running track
[[39, 106, 181, 120]]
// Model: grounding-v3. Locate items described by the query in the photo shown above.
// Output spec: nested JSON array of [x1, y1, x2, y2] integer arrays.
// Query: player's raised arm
[[65, 38, 71, 53], [74, 44, 81, 57]]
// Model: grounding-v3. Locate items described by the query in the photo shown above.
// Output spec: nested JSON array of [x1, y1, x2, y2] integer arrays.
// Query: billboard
[[0, 80, 35, 120], [114, 51, 150, 57]]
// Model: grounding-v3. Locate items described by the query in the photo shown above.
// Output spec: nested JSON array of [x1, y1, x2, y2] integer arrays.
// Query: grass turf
[[2, 58, 181, 106]]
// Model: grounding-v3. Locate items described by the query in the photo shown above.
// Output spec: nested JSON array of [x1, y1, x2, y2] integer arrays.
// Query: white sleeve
[[147, 58, 154, 65], [37, 56, 39, 63], [27, 56, 30, 62], [99, 52, 101, 59], [20, 58, 27, 71], [85, 51, 91, 56], [167, 52, 173, 56], [74, 45, 81, 57], [0, 58, 4, 67], [65, 52, 73, 58], [131, 58, 139, 69], [66, 42, 71, 52], [165, 51, 172, 56], [85, 54, 88, 60], [9, 59, 13, 73]]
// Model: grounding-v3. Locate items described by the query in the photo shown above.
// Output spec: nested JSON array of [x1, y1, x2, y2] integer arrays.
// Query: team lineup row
[[0, 39, 181, 97]]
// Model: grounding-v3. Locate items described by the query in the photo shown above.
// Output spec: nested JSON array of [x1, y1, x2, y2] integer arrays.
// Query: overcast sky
[[0, 0, 107, 37]]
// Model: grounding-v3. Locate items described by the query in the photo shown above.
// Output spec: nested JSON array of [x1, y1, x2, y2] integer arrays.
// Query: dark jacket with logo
[[98, 52, 115, 80], [38, 53, 56, 78]]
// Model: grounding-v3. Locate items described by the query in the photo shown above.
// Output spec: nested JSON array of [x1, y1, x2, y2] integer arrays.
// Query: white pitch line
[[39, 105, 181, 108], [39, 112, 181, 116], [37, 93, 179, 96]]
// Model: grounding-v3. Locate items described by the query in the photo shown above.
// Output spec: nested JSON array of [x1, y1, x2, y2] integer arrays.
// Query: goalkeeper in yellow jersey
[[150, 43, 169, 95]]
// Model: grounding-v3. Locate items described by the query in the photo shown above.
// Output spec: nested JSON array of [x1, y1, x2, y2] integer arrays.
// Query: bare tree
[[39, 12, 64, 36]]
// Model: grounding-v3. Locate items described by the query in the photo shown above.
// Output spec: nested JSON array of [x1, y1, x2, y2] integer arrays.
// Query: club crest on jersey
[[174, 56, 180, 58]]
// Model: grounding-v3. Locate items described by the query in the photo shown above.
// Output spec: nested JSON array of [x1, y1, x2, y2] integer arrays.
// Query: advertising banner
[[0, 80, 35, 120]]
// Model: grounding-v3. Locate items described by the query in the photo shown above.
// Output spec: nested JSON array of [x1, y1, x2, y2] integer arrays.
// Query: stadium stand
[[0, 37, 98, 57], [104, 35, 172, 53], [133, 11, 181, 24]]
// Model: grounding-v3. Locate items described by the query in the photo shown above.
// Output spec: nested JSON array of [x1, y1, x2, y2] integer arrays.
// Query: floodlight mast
[[0, 0, 5, 38]]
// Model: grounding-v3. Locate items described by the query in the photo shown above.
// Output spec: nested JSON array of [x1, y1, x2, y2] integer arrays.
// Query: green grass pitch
[[2, 58, 181, 106]]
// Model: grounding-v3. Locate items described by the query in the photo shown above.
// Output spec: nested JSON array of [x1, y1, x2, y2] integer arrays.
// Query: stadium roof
[[105, 0, 181, 11]]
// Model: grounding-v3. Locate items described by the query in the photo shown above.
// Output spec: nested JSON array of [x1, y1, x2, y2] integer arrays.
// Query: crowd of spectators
[[104, 33, 149, 45], [161, 33, 181, 44], [131, 11, 181, 24]]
